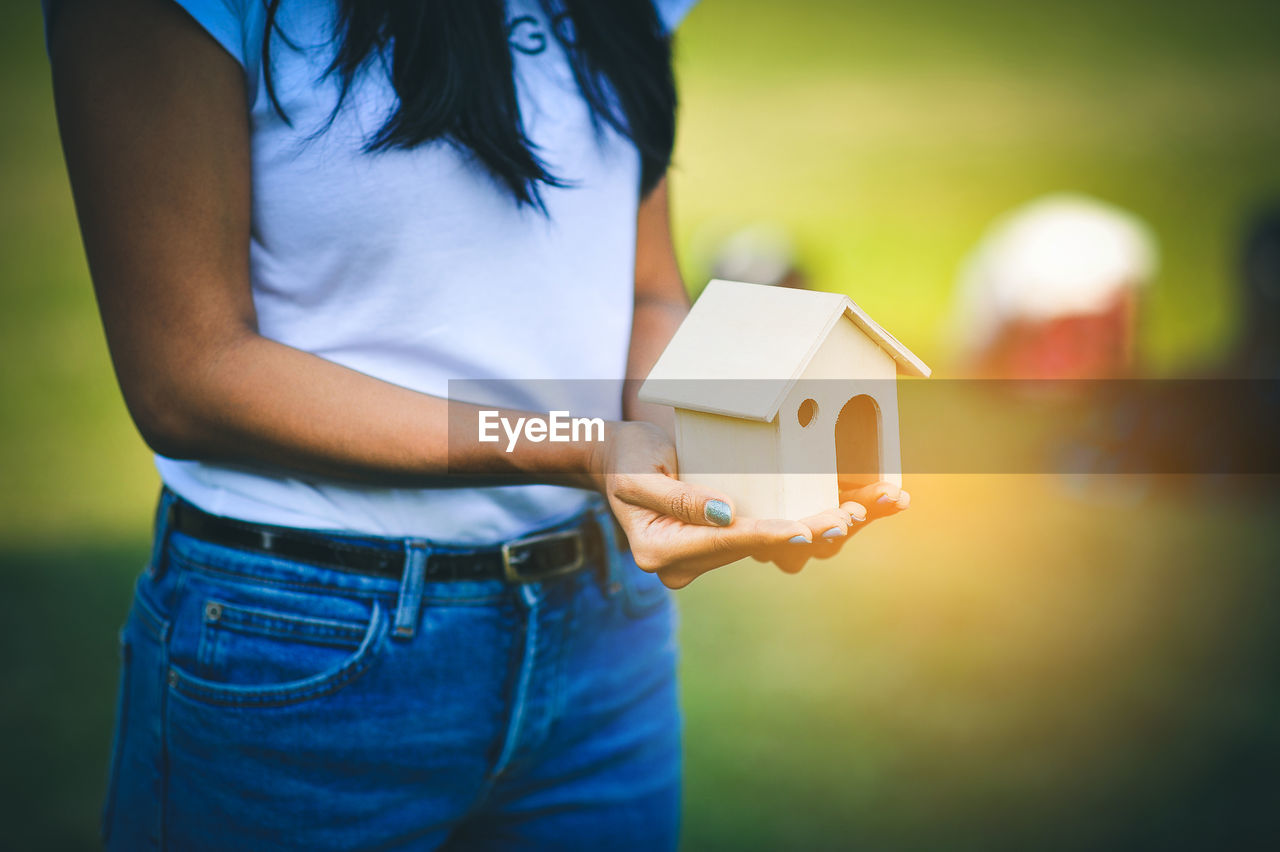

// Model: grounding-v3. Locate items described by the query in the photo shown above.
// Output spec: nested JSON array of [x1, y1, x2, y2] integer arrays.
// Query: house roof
[[638, 279, 931, 422]]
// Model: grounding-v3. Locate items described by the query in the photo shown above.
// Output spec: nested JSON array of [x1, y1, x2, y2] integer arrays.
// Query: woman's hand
[[750, 481, 911, 575], [590, 421, 900, 588]]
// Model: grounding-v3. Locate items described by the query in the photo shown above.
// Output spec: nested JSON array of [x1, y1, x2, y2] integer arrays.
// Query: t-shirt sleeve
[[653, 0, 700, 33], [41, 0, 250, 70], [165, 0, 252, 69]]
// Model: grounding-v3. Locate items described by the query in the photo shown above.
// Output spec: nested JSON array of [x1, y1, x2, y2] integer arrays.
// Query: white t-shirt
[[47, 0, 696, 544]]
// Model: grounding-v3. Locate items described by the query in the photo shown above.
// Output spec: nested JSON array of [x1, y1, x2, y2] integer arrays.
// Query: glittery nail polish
[[704, 499, 732, 527]]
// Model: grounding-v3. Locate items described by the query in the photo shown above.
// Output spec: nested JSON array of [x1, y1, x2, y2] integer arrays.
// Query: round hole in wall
[[797, 398, 819, 428]]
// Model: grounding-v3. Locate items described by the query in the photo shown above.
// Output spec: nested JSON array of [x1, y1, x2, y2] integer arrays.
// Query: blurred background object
[[944, 193, 1159, 497], [703, 221, 811, 289], [1063, 201, 1280, 490], [951, 193, 1157, 380], [6, 0, 1280, 849]]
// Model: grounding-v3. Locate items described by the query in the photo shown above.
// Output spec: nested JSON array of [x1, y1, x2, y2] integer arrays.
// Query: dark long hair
[[262, 0, 677, 206]]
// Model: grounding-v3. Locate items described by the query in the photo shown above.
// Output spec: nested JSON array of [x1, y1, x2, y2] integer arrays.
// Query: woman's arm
[[50, 0, 828, 585], [50, 0, 500, 486], [624, 176, 689, 435], [52, 0, 621, 491]]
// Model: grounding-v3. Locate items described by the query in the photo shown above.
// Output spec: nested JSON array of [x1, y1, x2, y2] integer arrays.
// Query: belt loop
[[147, 487, 179, 580], [393, 541, 429, 640], [591, 500, 623, 596]]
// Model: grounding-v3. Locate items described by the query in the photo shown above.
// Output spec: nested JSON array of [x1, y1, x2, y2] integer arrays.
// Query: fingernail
[[822, 526, 846, 539], [704, 499, 732, 527], [850, 505, 867, 522], [788, 534, 811, 544], [877, 494, 896, 505]]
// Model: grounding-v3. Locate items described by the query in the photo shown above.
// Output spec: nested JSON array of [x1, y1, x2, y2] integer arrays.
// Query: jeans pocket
[[168, 596, 388, 709]]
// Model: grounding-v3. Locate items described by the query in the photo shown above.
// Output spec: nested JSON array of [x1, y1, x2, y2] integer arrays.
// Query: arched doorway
[[835, 394, 881, 492]]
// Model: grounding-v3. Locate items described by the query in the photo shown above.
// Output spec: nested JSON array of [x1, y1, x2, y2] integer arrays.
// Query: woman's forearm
[[140, 329, 601, 490], [50, 6, 603, 492], [623, 294, 687, 432], [624, 177, 689, 432]]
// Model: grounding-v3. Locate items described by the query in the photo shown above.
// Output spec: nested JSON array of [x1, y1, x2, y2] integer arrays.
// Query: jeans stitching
[[100, 633, 130, 846], [158, 577, 177, 852], [492, 586, 539, 778], [203, 598, 368, 648], [132, 583, 171, 643], [170, 652, 377, 709], [195, 617, 215, 678], [166, 604, 387, 709]]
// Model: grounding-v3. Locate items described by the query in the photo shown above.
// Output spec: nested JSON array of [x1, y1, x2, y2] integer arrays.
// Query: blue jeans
[[103, 490, 681, 851]]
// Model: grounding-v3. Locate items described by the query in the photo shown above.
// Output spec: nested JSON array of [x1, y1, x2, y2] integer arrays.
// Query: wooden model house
[[638, 279, 931, 520]]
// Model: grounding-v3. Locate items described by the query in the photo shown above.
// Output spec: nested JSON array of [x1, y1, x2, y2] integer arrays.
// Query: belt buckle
[[501, 528, 585, 584]]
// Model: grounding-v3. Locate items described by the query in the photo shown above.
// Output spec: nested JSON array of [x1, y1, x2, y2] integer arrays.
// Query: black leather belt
[[169, 499, 604, 584]]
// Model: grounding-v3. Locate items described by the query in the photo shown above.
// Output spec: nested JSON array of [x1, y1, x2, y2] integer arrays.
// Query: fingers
[[840, 500, 870, 523], [797, 506, 858, 544], [743, 507, 849, 575], [835, 500, 869, 538], [840, 482, 910, 519], [612, 473, 738, 528], [753, 502, 866, 572], [621, 479, 914, 589], [638, 515, 813, 588]]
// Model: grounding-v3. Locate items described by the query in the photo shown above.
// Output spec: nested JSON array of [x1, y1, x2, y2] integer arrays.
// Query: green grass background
[[4, 0, 1280, 848]]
